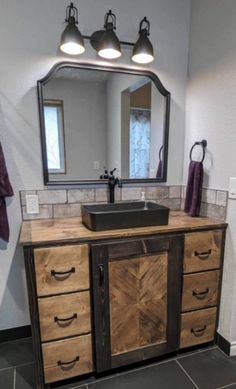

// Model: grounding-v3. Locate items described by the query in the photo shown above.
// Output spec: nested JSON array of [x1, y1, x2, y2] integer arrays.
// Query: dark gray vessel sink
[[81, 202, 169, 231]]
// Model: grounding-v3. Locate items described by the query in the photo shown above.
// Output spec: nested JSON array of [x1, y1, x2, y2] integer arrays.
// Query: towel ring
[[159, 145, 163, 161], [189, 139, 207, 163]]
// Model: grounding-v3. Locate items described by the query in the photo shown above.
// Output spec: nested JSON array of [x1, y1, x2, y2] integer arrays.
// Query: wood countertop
[[19, 211, 227, 247]]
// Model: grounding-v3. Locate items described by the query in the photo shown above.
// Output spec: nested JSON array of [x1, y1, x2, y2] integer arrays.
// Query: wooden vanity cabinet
[[20, 213, 227, 388]]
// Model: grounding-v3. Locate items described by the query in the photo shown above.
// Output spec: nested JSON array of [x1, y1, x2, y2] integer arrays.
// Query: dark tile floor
[[1, 338, 236, 389]]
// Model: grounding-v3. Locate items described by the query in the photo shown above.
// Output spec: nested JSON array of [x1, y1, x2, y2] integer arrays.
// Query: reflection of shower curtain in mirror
[[129, 109, 151, 178]]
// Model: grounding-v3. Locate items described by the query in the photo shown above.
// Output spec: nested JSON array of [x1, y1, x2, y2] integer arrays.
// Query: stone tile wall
[[20, 186, 181, 221], [20, 185, 228, 221], [181, 187, 228, 220]]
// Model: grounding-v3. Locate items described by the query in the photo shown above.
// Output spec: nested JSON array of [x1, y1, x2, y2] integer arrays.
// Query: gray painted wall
[[0, 0, 190, 330], [185, 0, 236, 349]]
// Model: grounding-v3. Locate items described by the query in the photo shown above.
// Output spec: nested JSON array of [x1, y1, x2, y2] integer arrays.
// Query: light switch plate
[[93, 161, 100, 170], [229, 177, 236, 199], [25, 194, 39, 214]]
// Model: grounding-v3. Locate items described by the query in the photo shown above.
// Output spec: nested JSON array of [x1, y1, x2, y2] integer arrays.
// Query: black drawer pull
[[194, 249, 212, 260], [54, 313, 77, 323], [51, 267, 75, 277], [192, 288, 209, 299], [191, 325, 207, 337], [57, 355, 80, 366]]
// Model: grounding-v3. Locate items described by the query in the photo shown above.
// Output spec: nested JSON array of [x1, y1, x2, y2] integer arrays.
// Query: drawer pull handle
[[57, 355, 80, 367], [192, 288, 209, 299], [54, 313, 77, 323], [51, 267, 75, 277], [191, 325, 207, 337], [194, 249, 212, 260]]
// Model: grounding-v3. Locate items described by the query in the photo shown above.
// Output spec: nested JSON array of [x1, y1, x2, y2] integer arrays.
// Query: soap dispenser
[[141, 191, 145, 202]]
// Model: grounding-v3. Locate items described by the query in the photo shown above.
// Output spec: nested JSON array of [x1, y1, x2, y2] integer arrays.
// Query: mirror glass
[[38, 63, 170, 185]]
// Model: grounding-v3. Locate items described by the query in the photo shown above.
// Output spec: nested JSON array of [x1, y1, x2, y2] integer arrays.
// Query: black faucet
[[100, 168, 122, 203]]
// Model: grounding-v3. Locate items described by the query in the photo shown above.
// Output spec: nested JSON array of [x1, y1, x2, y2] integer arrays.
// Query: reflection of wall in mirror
[[106, 73, 165, 179], [106, 73, 151, 179], [43, 78, 107, 181], [106, 73, 135, 177]]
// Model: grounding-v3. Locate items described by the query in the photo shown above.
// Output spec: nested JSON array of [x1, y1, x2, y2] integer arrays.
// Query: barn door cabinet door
[[91, 235, 183, 372]]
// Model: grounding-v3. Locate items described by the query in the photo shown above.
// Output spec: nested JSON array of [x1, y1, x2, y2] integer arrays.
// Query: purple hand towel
[[156, 160, 163, 178], [184, 161, 203, 217], [0, 142, 14, 242]]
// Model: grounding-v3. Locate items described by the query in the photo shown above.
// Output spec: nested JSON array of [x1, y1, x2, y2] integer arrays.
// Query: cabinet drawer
[[184, 230, 222, 273], [34, 244, 89, 296], [180, 307, 217, 348], [182, 270, 220, 312], [42, 334, 93, 383], [38, 291, 91, 342]]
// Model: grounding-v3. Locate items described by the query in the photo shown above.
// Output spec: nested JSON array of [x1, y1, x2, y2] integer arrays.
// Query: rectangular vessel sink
[[81, 202, 169, 231]]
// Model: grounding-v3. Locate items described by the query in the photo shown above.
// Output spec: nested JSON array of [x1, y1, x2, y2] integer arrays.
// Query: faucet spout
[[100, 168, 122, 203], [108, 176, 121, 203]]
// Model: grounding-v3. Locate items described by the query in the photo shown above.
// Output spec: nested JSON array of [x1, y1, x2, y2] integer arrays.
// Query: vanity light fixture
[[59, 3, 154, 64], [132, 17, 154, 64], [96, 10, 121, 59], [60, 2, 85, 55]]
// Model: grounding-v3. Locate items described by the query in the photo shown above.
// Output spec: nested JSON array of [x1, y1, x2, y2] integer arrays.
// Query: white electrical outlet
[[229, 178, 236, 199], [26, 195, 39, 214]]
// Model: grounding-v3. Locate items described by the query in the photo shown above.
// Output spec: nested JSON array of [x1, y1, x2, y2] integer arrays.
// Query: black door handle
[[98, 264, 104, 286]]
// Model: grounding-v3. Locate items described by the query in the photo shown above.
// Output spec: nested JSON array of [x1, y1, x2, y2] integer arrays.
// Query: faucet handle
[[100, 168, 109, 179], [109, 168, 117, 176]]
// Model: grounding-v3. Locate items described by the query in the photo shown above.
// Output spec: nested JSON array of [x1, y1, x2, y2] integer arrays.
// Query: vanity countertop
[[19, 211, 227, 247]]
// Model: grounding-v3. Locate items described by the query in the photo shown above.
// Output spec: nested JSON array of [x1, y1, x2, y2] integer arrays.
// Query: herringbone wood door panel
[[109, 254, 167, 355]]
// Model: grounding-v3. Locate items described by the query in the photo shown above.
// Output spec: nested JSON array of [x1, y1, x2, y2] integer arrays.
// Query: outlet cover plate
[[229, 177, 236, 199], [26, 194, 39, 214]]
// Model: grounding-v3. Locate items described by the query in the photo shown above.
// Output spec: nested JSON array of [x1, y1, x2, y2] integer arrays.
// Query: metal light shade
[[132, 17, 154, 64], [132, 33, 154, 64], [60, 17, 85, 55], [97, 11, 121, 59], [98, 29, 121, 59]]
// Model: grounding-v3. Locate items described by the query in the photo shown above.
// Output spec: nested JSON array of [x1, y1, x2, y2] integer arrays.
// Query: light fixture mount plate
[[90, 30, 105, 51]]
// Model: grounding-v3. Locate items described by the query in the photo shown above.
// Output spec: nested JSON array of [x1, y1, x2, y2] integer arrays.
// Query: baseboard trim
[[216, 332, 231, 356], [229, 341, 236, 356], [0, 325, 31, 343]]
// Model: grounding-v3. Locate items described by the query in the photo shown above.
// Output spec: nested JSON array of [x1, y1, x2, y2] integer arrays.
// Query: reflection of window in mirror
[[121, 81, 152, 179], [43, 100, 66, 174]]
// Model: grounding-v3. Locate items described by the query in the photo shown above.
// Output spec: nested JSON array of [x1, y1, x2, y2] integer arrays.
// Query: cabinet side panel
[[91, 245, 112, 372], [24, 248, 48, 389]]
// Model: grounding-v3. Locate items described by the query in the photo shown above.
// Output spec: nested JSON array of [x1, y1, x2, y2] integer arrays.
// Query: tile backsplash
[[20, 185, 228, 221]]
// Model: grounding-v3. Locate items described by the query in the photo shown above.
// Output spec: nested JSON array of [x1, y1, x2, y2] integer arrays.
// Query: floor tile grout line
[[217, 382, 236, 389], [0, 366, 15, 372], [0, 361, 35, 371], [82, 358, 175, 386], [80, 347, 216, 386], [13, 368, 16, 389], [177, 345, 217, 360], [87, 374, 119, 387], [113, 356, 176, 378], [175, 359, 199, 389], [216, 345, 231, 358]]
